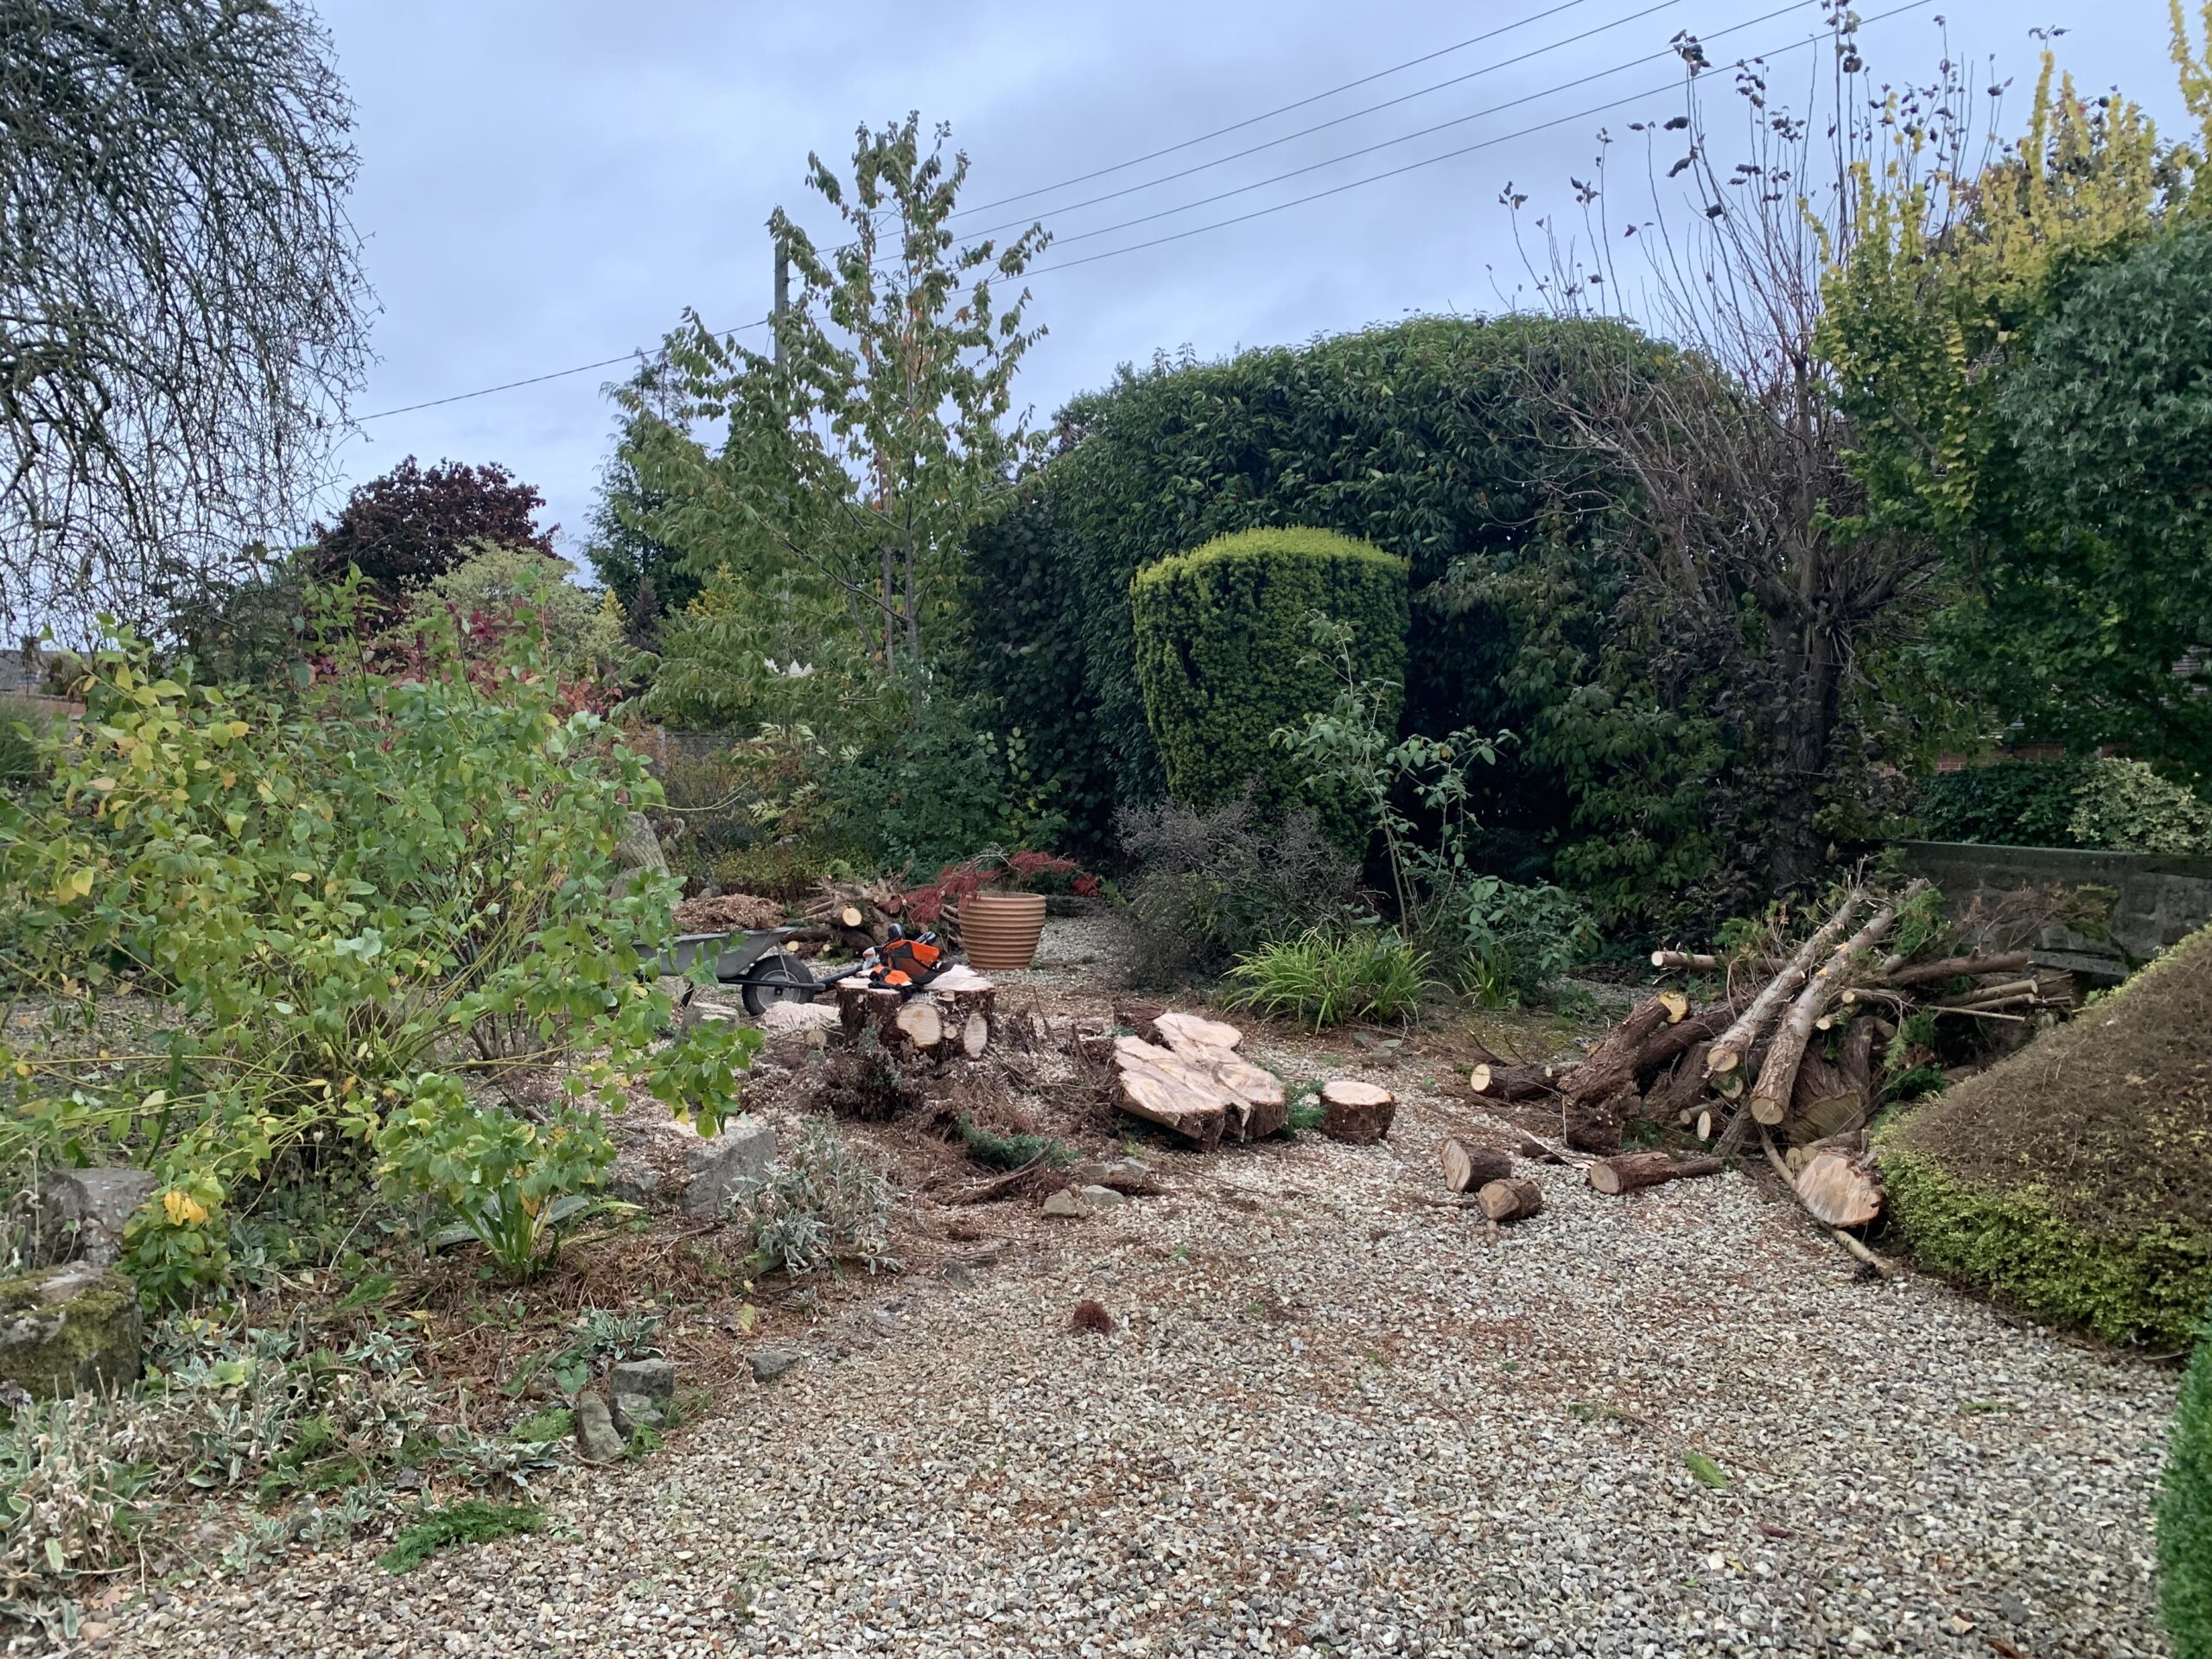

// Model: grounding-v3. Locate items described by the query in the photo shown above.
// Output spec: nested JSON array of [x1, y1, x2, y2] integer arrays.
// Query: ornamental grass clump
[[1224, 929, 1432, 1030]]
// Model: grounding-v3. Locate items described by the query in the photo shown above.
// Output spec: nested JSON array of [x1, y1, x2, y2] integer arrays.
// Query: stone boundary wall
[[1897, 839, 2212, 979]]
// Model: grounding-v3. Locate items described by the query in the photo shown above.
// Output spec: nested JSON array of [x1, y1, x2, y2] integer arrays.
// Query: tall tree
[[1821, 12, 2212, 773], [1507, 11, 1939, 892], [308, 457, 554, 595], [584, 410, 697, 647], [626, 112, 1047, 691], [0, 0, 372, 633]]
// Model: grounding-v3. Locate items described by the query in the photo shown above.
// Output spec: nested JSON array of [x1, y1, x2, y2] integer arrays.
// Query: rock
[[28, 1166, 158, 1268], [0, 1262, 143, 1399], [682, 1116, 776, 1217], [944, 1262, 976, 1289], [607, 1357, 676, 1404], [1068, 1160, 1112, 1185], [749, 1348, 798, 1382], [759, 1001, 842, 1039], [603, 1156, 663, 1208], [609, 1392, 664, 1437], [1078, 1184, 1128, 1208], [574, 1391, 626, 1462], [1040, 1189, 1089, 1219]]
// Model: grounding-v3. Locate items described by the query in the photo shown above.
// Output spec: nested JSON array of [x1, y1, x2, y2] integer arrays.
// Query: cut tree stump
[[1586, 1152, 1724, 1196], [1478, 1178, 1543, 1223], [1153, 1011, 1244, 1054], [1794, 1146, 1884, 1227], [1440, 1137, 1515, 1193], [1318, 1080, 1395, 1144]]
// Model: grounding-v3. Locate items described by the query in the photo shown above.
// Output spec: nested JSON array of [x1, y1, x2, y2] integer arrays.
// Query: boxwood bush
[[2164, 1319, 2212, 1656], [1130, 528, 1407, 832]]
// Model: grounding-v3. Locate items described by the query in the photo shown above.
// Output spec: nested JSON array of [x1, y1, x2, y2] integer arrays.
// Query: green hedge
[[1916, 759, 2089, 847], [2165, 1321, 2212, 1657], [1877, 1148, 2212, 1350], [1129, 529, 1407, 832], [969, 315, 1638, 849]]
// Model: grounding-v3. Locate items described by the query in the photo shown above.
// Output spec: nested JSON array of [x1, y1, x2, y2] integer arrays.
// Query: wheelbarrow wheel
[[740, 951, 818, 1016]]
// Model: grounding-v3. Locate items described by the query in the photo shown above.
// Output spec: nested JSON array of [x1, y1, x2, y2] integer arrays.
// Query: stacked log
[[804, 877, 913, 954]]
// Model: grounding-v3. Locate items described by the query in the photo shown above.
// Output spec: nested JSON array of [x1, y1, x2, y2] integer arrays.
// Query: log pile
[[1106, 1011, 1288, 1150], [804, 877, 915, 954], [1470, 880, 2079, 1232]]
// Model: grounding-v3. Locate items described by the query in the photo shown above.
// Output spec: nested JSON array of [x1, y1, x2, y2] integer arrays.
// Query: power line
[[1023, 0, 1931, 276], [1029, 0, 1819, 256], [947, 0, 1599, 221], [958, 0, 1683, 244], [354, 320, 768, 422]]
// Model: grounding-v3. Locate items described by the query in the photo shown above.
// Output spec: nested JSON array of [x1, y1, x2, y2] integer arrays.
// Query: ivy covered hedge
[[1130, 528, 1406, 831]]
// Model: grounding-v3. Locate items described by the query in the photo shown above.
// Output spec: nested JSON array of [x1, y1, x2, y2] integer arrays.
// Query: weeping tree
[[0, 0, 372, 636]]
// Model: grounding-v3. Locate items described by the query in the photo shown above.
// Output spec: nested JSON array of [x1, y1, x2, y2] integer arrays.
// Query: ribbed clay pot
[[958, 890, 1047, 970]]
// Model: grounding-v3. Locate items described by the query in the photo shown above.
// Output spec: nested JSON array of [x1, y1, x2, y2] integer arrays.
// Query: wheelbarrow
[[650, 926, 822, 1016]]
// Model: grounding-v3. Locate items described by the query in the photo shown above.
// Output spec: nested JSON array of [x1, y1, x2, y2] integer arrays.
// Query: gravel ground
[[73, 925, 2180, 1659]]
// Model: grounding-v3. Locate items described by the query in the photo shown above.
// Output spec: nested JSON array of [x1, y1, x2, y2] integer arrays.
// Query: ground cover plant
[[2164, 1317, 2212, 1656]]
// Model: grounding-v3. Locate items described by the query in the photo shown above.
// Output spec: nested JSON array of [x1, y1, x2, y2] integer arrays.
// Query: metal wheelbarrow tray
[[649, 926, 821, 1015]]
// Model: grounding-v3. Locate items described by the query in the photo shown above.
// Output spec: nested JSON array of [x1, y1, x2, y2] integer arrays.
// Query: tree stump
[[1440, 1137, 1515, 1194], [1478, 1177, 1543, 1224], [1586, 1152, 1724, 1196], [1319, 1080, 1395, 1144]]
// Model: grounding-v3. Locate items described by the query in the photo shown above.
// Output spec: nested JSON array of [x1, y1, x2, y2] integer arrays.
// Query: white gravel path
[[84, 1086, 2177, 1659]]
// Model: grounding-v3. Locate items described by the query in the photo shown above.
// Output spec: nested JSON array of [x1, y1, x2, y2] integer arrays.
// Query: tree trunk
[[1707, 890, 1866, 1077], [1552, 995, 1687, 1102], [1319, 1080, 1395, 1145], [1586, 1152, 1724, 1196], [1746, 885, 1919, 1127], [1468, 1060, 1555, 1102]]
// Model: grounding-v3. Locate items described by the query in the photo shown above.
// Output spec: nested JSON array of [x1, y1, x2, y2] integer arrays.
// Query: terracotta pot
[[959, 890, 1048, 970]]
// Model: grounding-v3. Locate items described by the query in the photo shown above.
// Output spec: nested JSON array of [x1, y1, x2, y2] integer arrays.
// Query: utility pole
[[772, 243, 789, 368]]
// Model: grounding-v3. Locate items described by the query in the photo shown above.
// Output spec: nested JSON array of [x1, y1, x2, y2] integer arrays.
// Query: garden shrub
[[0, 623, 748, 1301], [2163, 1317, 2212, 1657], [1223, 929, 1432, 1029], [1114, 793, 1359, 986], [1916, 755, 2212, 855], [1916, 758, 2090, 847], [732, 1118, 899, 1275], [1878, 921, 2212, 1349], [1445, 876, 1599, 1006], [1130, 527, 1408, 832]]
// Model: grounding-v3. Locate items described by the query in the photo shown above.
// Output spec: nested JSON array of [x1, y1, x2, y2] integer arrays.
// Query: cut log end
[[1478, 1177, 1543, 1224], [1440, 1137, 1515, 1194], [1795, 1147, 1884, 1228]]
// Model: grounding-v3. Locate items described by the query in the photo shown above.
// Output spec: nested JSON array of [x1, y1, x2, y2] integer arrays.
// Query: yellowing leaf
[[162, 1190, 209, 1226], [56, 868, 95, 901]]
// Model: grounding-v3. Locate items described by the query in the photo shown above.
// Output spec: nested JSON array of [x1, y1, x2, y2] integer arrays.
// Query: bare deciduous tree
[[0, 0, 372, 636], [1504, 10, 1974, 889]]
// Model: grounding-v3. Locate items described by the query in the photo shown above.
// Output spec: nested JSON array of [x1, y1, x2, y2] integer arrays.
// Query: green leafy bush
[[1916, 755, 2212, 855], [2069, 758, 2212, 855], [1446, 877, 1599, 1006], [2163, 1319, 2212, 1657], [373, 1077, 617, 1282], [1916, 759, 2090, 847], [733, 1118, 899, 1275], [0, 623, 721, 1300], [1224, 929, 1432, 1029], [1130, 528, 1408, 831]]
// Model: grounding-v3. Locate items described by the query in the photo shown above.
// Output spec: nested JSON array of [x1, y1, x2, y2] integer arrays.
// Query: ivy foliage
[[1130, 528, 1407, 833], [2164, 1317, 2212, 1658]]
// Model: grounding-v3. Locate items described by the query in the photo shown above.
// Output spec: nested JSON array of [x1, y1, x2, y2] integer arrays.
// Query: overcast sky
[[318, 0, 2193, 564]]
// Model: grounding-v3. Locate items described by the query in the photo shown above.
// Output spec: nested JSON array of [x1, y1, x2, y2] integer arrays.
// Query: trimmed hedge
[[2164, 1322, 2212, 1657], [1877, 1149, 2212, 1351], [1130, 529, 1408, 831], [1916, 759, 2089, 848]]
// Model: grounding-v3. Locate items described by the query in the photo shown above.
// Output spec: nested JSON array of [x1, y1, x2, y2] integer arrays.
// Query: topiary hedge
[[2164, 1318, 2212, 1657], [1878, 921, 2212, 1349], [1130, 528, 1408, 832]]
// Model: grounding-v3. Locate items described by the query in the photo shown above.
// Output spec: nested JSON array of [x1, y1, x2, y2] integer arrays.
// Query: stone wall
[[1897, 840, 2212, 980]]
